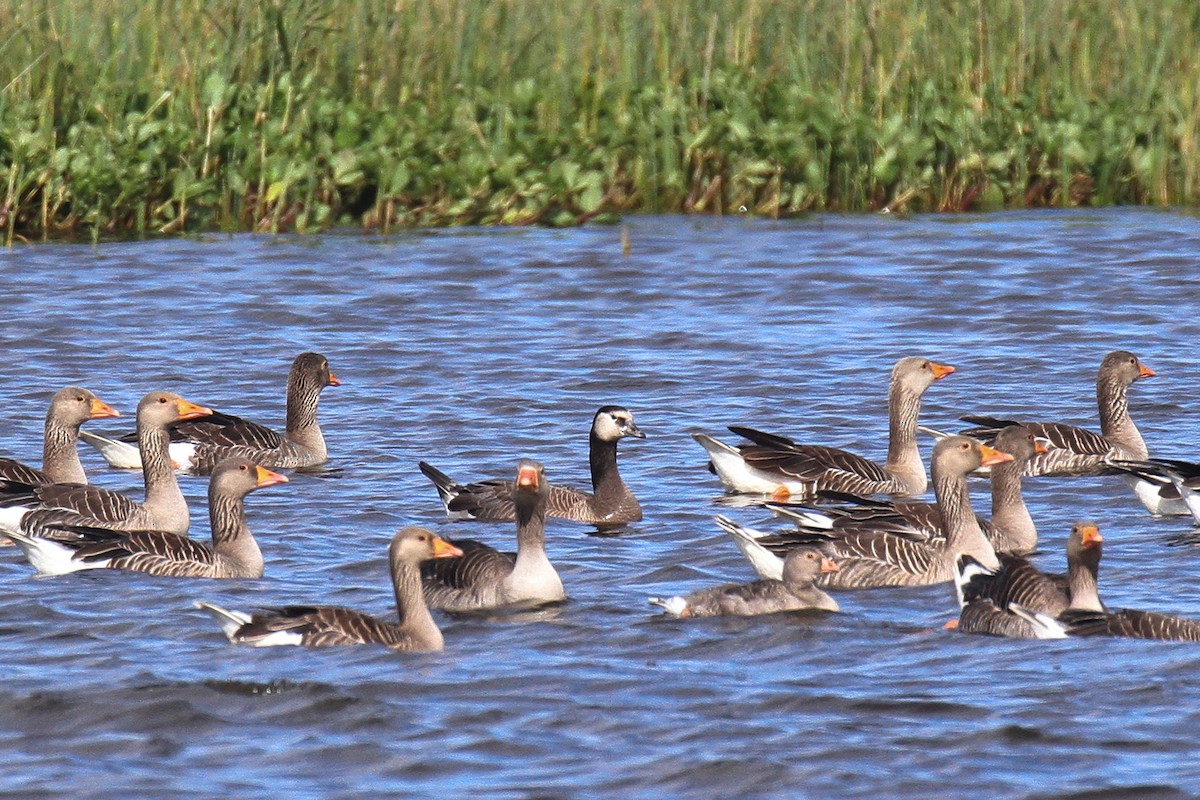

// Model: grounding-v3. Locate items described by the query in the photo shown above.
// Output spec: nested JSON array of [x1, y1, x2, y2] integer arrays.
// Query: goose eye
[[158, 396, 169, 404], [239, 464, 248, 472]]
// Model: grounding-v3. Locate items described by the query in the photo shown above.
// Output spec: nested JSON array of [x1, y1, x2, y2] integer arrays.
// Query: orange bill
[[1033, 438, 1050, 454], [516, 464, 540, 490], [1079, 524, 1103, 547], [1138, 363, 1156, 379], [328, 370, 342, 386], [175, 397, 214, 420], [89, 397, 121, 419], [930, 362, 955, 380], [978, 443, 1015, 467], [254, 465, 290, 487], [431, 535, 464, 559], [820, 556, 840, 574]]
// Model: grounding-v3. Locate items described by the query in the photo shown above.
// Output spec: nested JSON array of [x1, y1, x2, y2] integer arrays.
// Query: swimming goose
[[422, 459, 565, 611], [2, 457, 287, 578], [767, 424, 1045, 555], [0, 391, 213, 538], [79, 352, 340, 474], [719, 436, 1011, 588], [0, 387, 120, 486], [419, 405, 645, 526], [1047, 524, 1200, 642], [693, 356, 954, 499], [960, 350, 1154, 478], [195, 527, 461, 650], [951, 522, 1100, 638], [649, 545, 841, 618]]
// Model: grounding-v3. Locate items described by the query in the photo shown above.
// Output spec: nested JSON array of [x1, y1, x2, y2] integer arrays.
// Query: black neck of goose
[[138, 422, 184, 508], [1097, 373, 1146, 458], [1068, 546, 1104, 612], [589, 431, 625, 500], [885, 378, 926, 492], [392, 558, 441, 646], [42, 417, 87, 485]]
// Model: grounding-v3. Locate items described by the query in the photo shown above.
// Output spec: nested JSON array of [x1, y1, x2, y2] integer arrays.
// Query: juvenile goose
[[0, 391, 213, 538], [80, 352, 340, 474], [419, 405, 645, 526], [718, 436, 1011, 589], [649, 545, 841, 618], [960, 351, 1154, 477], [693, 356, 954, 499], [951, 522, 1100, 638], [0, 387, 121, 486], [195, 527, 461, 650], [422, 459, 565, 611], [2, 457, 286, 578], [767, 424, 1045, 556]]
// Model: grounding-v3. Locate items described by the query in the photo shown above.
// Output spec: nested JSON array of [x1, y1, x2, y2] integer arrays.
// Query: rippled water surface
[[3, 209, 1200, 799]]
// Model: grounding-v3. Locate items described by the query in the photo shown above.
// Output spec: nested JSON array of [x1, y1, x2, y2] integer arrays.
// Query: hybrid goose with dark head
[[80, 352, 340, 475], [693, 356, 954, 500], [0, 387, 120, 486], [196, 527, 461, 650], [3, 457, 286, 578], [422, 459, 565, 611], [419, 405, 645, 527]]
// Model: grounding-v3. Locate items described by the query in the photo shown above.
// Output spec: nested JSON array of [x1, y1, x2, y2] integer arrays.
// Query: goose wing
[[171, 411, 285, 451]]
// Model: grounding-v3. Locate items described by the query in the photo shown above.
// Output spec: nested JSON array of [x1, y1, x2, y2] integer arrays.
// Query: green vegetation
[[2, 0, 1198, 241]]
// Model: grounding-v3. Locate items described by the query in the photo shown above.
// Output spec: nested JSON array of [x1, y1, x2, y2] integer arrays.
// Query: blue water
[[2, 209, 1200, 799]]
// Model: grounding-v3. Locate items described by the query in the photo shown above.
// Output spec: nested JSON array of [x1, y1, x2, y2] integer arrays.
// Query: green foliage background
[[2, 0, 1197, 241]]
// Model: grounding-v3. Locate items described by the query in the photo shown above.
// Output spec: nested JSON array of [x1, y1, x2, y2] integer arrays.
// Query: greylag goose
[[950, 522, 1099, 638], [717, 436, 1010, 589], [2, 457, 287, 578], [960, 350, 1156, 475], [419, 405, 645, 526], [693, 356, 954, 499], [766, 424, 1046, 556], [0, 387, 120, 486], [1046, 524, 1200, 642], [649, 545, 841, 617], [422, 459, 565, 611], [79, 352, 340, 474], [195, 527, 461, 650], [0, 391, 212, 538]]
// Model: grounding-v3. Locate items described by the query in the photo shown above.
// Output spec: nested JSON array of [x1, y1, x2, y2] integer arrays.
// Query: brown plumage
[[960, 350, 1154, 477], [649, 545, 841, 618], [951, 522, 1101, 638], [0, 387, 120, 487], [419, 406, 644, 526], [0, 391, 213, 538], [694, 357, 954, 499], [719, 436, 1011, 589], [422, 459, 565, 611], [80, 352, 340, 475], [3, 458, 287, 578], [196, 527, 461, 650]]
